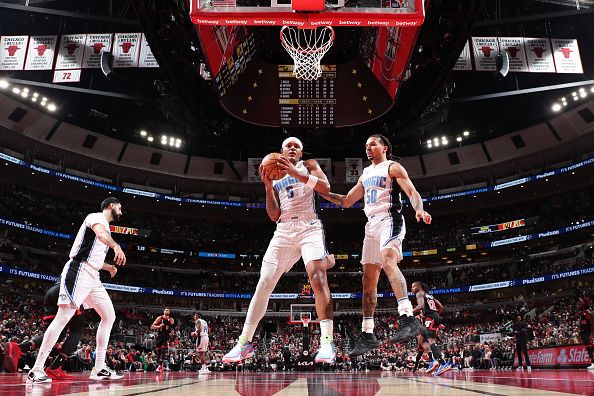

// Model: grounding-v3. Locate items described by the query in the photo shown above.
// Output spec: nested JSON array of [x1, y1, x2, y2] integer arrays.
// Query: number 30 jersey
[[273, 160, 318, 222], [361, 160, 402, 220]]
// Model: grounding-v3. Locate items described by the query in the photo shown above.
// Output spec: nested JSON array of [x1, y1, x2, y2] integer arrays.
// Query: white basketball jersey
[[196, 319, 208, 337], [68, 212, 111, 270], [361, 160, 402, 219], [272, 161, 318, 222]]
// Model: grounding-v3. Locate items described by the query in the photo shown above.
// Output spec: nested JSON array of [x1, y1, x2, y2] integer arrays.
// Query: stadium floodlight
[[463, 130, 469, 136], [456, 137, 462, 142], [552, 103, 561, 112], [140, 130, 147, 137], [47, 103, 57, 112]]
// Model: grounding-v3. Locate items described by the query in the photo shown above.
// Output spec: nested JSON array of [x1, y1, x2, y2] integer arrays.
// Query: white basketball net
[[280, 26, 334, 81]]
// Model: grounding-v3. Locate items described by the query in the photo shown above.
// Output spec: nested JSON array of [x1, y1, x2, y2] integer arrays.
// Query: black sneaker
[[389, 315, 423, 344], [348, 332, 380, 358]]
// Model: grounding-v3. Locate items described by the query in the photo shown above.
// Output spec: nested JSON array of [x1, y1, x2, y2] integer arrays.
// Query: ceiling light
[[434, 141, 440, 147], [47, 103, 56, 112], [23, 88, 29, 93], [456, 136, 462, 142], [31, 97, 37, 102], [579, 87, 585, 93], [169, 141, 175, 147], [426, 140, 431, 145], [175, 142, 181, 148], [433, 138, 439, 143], [580, 91, 587, 98], [147, 136, 154, 142], [40, 102, 46, 107], [0, 80, 8, 89], [442, 140, 449, 145], [463, 131, 469, 136], [140, 130, 147, 137], [427, 143, 432, 148], [572, 91, 577, 96], [591, 86, 594, 93], [552, 103, 561, 112], [169, 137, 175, 144], [561, 97, 566, 102], [33, 92, 38, 97], [21, 91, 28, 98], [175, 138, 181, 144], [573, 96, 579, 101], [562, 102, 567, 106], [12, 87, 20, 94], [441, 136, 447, 140]]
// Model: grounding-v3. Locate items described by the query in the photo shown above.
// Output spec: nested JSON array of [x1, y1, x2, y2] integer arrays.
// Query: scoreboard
[[278, 65, 336, 127]]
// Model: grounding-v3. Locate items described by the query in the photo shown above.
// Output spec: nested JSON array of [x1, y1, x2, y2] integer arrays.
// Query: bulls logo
[[120, 42, 134, 54], [560, 47, 573, 59], [6, 45, 20, 56], [92, 42, 106, 54], [35, 45, 49, 56], [532, 47, 546, 58], [506, 47, 520, 58], [65, 43, 79, 55], [480, 46, 493, 57]]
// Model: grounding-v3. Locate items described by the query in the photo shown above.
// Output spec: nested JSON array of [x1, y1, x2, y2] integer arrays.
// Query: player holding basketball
[[191, 312, 210, 374], [578, 297, 594, 370], [410, 281, 450, 376], [223, 137, 336, 364], [320, 134, 431, 357], [151, 308, 175, 373], [26, 197, 126, 383]]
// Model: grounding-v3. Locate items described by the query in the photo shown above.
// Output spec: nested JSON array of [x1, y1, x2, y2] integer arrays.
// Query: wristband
[[306, 175, 318, 188]]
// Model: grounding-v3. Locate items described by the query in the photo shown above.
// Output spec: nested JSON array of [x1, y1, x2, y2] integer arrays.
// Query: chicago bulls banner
[[0, 35, 29, 70], [345, 158, 362, 183], [315, 158, 332, 180], [113, 33, 141, 68], [247, 157, 263, 182], [55, 34, 86, 70], [471, 37, 499, 71], [138, 34, 159, 68], [524, 37, 556, 73], [82, 34, 113, 68], [551, 38, 583, 74], [452, 40, 472, 71], [498, 37, 528, 72], [24, 35, 58, 70]]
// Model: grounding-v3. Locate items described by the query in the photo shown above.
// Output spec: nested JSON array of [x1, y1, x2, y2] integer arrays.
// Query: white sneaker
[[527, 366, 532, 372], [199, 367, 210, 374], [516, 366, 524, 371], [314, 339, 336, 364], [587, 363, 594, 370], [26, 370, 52, 383], [89, 367, 124, 380]]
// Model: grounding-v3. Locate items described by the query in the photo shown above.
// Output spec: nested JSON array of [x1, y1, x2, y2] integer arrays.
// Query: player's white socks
[[240, 261, 284, 343], [93, 298, 116, 371], [31, 305, 77, 372], [320, 319, 333, 341], [397, 297, 414, 317], [362, 317, 374, 333]]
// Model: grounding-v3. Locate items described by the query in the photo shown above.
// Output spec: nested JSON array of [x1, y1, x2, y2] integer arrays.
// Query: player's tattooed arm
[[320, 177, 364, 208]]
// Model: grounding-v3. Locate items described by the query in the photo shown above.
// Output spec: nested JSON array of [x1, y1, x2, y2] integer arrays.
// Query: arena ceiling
[[0, 0, 593, 162]]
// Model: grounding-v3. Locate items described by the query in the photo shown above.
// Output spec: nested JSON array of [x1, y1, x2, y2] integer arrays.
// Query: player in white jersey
[[321, 134, 432, 357], [223, 137, 336, 364], [191, 312, 210, 374], [27, 197, 127, 383]]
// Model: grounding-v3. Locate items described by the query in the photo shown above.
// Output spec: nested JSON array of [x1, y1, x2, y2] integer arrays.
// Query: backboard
[[289, 303, 319, 325], [190, 0, 425, 28]]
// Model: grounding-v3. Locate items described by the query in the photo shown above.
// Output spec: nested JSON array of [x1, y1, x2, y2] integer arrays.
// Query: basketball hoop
[[302, 317, 311, 328], [280, 26, 334, 81]]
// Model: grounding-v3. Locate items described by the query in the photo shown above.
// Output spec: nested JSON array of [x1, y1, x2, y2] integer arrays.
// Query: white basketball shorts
[[197, 336, 209, 352], [58, 259, 111, 310], [361, 213, 406, 266], [263, 219, 328, 271]]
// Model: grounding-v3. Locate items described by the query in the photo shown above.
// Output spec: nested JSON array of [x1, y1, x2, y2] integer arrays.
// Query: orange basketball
[[261, 153, 286, 180]]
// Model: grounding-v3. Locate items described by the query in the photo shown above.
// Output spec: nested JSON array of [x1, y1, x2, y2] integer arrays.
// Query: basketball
[[261, 153, 286, 180]]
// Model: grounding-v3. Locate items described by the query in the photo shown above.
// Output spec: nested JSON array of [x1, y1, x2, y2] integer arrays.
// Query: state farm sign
[[514, 345, 592, 368]]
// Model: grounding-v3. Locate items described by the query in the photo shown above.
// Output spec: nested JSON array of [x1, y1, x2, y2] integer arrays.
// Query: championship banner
[[55, 34, 86, 70], [471, 219, 525, 235], [514, 345, 593, 368], [112, 33, 141, 68], [315, 158, 332, 180], [524, 38, 556, 73], [109, 225, 139, 235], [82, 34, 113, 68], [551, 39, 583, 74], [0, 35, 29, 70], [138, 34, 159, 68], [24, 35, 58, 70], [471, 37, 499, 71], [453, 40, 472, 71], [247, 158, 263, 182], [345, 158, 363, 183], [498, 37, 528, 72]]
